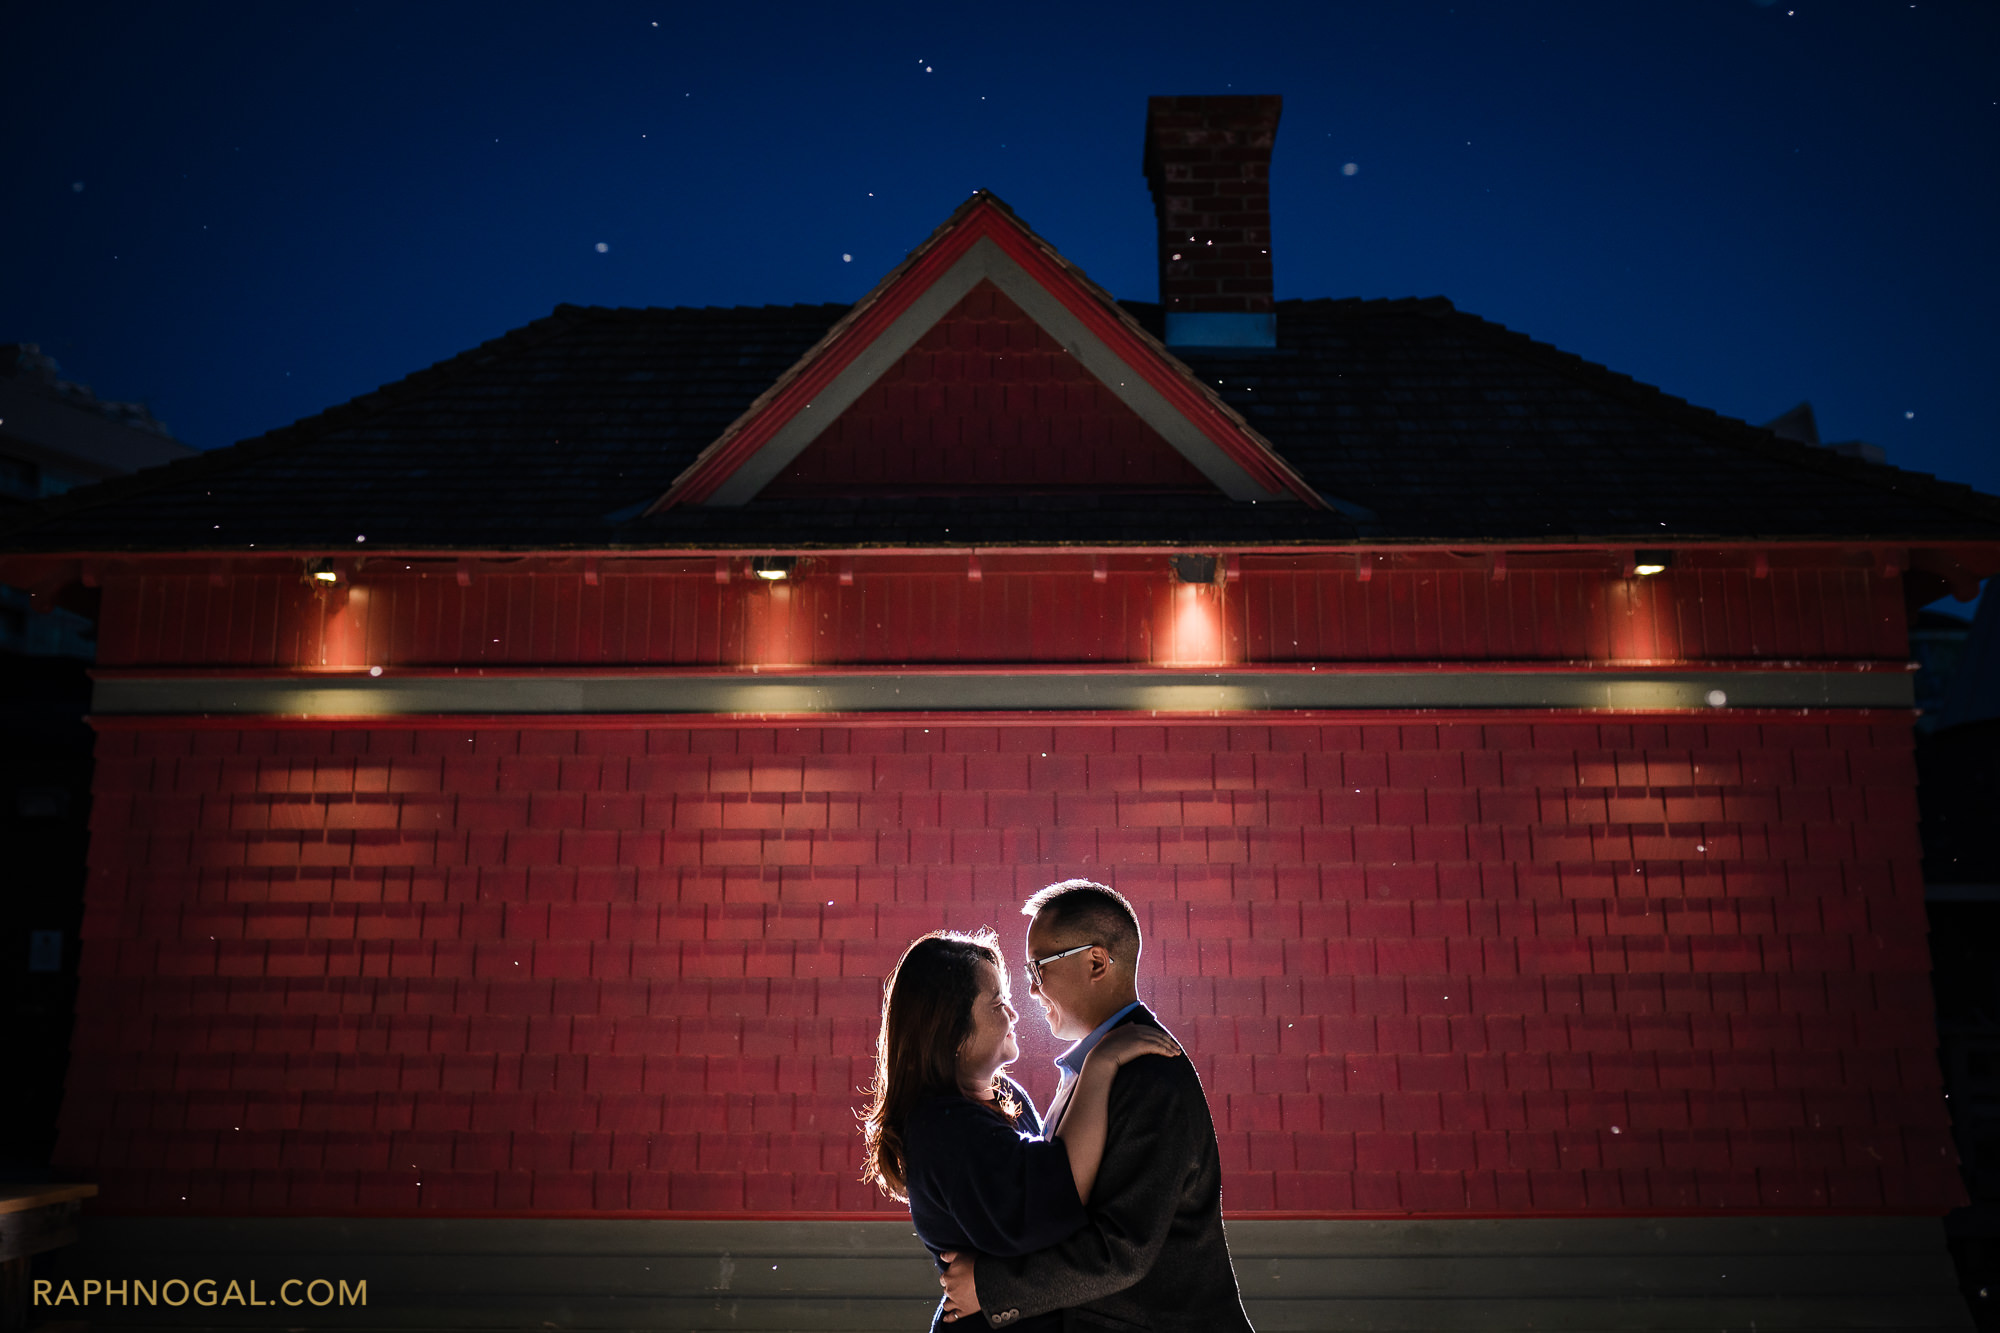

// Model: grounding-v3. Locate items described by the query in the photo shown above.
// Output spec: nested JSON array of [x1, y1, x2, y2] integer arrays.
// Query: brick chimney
[[1143, 94, 1282, 349]]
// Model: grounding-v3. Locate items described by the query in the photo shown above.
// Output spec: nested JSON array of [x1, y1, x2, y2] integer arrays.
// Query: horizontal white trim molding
[[52, 1216, 1967, 1331], [89, 667, 1915, 717]]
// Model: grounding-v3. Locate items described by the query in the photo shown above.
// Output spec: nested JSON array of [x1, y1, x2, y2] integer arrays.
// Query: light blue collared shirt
[[1054, 1000, 1145, 1086]]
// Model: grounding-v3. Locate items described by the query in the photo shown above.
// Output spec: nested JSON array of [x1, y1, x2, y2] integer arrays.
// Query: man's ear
[[1087, 946, 1114, 983]]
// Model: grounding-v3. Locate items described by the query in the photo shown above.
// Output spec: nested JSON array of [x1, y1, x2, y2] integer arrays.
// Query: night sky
[[6, 1, 1997, 515]]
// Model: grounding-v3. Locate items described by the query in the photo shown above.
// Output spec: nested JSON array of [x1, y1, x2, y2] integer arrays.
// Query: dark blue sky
[[7, 1, 1997, 509]]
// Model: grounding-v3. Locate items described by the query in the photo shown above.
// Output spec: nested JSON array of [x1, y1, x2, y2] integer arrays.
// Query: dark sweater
[[903, 1075, 1085, 1333]]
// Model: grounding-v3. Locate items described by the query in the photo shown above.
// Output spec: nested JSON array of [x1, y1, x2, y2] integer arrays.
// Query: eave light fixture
[[305, 558, 341, 584], [1633, 550, 1674, 577], [753, 556, 797, 581], [1170, 554, 1220, 585]]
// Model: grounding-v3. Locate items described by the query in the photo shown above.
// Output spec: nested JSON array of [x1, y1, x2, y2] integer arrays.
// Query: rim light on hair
[[859, 930, 1021, 1201]]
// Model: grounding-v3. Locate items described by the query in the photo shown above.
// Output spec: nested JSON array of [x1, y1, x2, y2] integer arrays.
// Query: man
[[941, 879, 1254, 1331]]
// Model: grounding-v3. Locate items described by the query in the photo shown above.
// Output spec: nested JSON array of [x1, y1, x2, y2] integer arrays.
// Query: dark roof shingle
[[5, 296, 1997, 552]]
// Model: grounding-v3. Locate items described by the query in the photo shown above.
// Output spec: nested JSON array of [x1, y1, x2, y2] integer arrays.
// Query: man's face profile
[[1025, 912, 1095, 1043]]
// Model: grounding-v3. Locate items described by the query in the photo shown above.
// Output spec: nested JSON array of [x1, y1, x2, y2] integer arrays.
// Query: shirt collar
[[1054, 1001, 1144, 1080]]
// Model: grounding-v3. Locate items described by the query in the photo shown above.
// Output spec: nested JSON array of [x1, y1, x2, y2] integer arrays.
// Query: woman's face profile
[[955, 960, 1020, 1096]]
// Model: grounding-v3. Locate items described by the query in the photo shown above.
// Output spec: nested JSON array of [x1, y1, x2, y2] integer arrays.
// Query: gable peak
[[650, 191, 1324, 512]]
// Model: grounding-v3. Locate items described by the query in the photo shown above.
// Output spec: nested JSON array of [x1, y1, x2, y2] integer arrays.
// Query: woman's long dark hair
[[860, 930, 1020, 1201]]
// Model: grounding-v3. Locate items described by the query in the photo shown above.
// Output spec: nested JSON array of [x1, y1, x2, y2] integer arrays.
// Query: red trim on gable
[[652, 193, 1323, 510]]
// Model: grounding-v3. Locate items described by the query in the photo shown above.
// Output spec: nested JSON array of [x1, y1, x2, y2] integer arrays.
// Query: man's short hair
[[1023, 879, 1141, 966]]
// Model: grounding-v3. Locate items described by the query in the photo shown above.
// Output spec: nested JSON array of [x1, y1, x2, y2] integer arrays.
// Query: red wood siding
[[92, 560, 1909, 669], [61, 717, 1959, 1216], [765, 280, 1214, 495]]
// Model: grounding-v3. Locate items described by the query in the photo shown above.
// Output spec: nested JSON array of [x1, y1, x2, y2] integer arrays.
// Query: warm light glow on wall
[[745, 580, 804, 667], [320, 584, 368, 668], [1603, 570, 1682, 663], [1163, 582, 1227, 666]]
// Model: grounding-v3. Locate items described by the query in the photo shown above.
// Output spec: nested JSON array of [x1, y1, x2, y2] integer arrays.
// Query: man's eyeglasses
[[1024, 942, 1101, 987]]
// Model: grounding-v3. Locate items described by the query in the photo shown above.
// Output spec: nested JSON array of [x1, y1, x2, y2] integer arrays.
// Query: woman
[[861, 929, 1179, 1332]]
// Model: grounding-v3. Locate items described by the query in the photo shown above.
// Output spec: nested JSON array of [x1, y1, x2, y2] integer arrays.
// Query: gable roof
[[3, 294, 1999, 555], [758, 279, 1218, 497], [655, 193, 1326, 511]]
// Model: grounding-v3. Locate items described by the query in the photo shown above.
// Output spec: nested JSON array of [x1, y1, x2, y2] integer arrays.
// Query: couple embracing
[[861, 880, 1255, 1332]]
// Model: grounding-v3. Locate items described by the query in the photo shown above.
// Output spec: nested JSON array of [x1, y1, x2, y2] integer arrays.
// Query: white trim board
[[89, 668, 1914, 717]]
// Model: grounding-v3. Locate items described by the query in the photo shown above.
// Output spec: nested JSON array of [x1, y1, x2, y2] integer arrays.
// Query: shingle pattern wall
[[7, 301, 1997, 553], [61, 719, 1961, 1217]]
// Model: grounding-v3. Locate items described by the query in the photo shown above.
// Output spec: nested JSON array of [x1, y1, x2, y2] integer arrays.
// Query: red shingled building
[[7, 96, 2000, 1329]]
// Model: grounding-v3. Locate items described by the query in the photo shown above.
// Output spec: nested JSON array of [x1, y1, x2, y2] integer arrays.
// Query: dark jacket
[[904, 1076, 1086, 1333], [972, 1007, 1254, 1332]]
